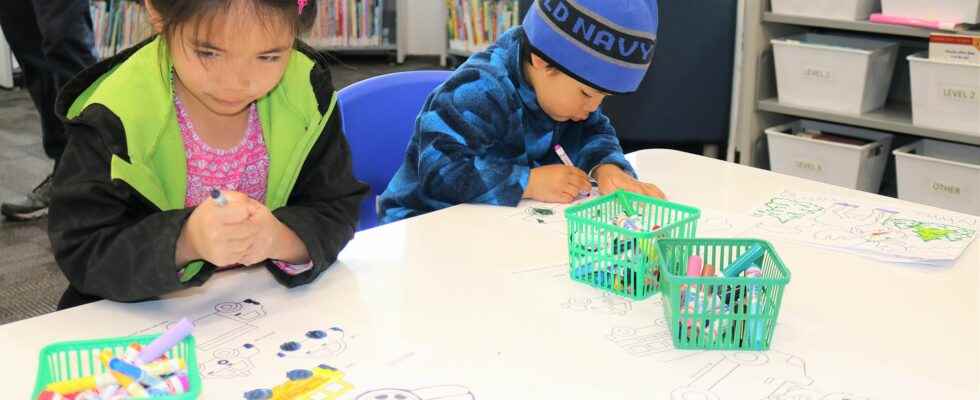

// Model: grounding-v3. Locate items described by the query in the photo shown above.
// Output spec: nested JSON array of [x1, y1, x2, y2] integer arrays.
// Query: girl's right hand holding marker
[[523, 164, 592, 204], [176, 191, 258, 268]]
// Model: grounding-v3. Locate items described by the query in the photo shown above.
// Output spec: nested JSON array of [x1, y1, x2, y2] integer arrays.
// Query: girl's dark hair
[[148, 0, 318, 43]]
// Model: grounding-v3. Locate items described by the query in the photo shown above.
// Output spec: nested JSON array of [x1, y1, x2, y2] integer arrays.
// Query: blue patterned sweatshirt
[[378, 27, 636, 223]]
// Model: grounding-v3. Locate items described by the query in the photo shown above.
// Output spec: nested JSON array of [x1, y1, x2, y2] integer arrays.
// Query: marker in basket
[[744, 265, 765, 348], [723, 244, 764, 278], [137, 317, 194, 364], [680, 255, 704, 331], [44, 372, 118, 394]]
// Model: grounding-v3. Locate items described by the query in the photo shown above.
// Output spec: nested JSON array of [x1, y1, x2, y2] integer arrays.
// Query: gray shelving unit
[[728, 0, 980, 167]]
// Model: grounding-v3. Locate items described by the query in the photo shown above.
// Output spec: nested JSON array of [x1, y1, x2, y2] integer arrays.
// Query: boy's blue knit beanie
[[523, 0, 659, 94]]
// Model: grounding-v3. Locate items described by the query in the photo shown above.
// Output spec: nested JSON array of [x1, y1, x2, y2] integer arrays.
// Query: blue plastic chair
[[337, 70, 453, 231]]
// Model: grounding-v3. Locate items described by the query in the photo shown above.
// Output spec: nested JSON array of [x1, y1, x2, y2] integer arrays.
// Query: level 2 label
[[802, 67, 832, 81], [940, 84, 978, 103]]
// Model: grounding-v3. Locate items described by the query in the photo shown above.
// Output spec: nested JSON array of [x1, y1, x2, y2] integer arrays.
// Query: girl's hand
[[177, 191, 257, 268], [237, 199, 310, 266]]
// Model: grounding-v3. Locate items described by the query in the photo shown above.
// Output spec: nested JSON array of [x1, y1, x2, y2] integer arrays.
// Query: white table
[[2, 149, 977, 399]]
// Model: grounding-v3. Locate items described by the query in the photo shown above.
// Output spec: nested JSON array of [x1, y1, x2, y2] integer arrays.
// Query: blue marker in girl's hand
[[210, 189, 228, 207]]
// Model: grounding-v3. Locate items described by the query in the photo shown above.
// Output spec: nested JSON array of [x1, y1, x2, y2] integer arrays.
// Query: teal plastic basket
[[32, 334, 201, 399], [657, 238, 791, 351], [565, 190, 701, 300]]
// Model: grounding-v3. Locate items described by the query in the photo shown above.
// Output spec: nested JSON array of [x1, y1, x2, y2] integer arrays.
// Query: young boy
[[379, 0, 664, 223]]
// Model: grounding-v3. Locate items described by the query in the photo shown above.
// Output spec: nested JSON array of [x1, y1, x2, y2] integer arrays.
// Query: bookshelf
[[87, 0, 403, 61], [443, 0, 530, 64]]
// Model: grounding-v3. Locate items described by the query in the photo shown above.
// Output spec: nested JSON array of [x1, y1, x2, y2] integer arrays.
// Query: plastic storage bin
[[565, 190, 700, 300], [908, 52, 980, 137], [657, 239, 791, 351], [771, 0, 879, 21], [32, 334, 202, 399], [893, 139, 980, 216], [772, 33, 898, 114], [765, 119, 894, 192], [882, 0, 980, 24]]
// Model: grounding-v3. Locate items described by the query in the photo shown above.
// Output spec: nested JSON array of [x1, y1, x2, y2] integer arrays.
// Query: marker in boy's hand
[[593, 164, 667, 200]]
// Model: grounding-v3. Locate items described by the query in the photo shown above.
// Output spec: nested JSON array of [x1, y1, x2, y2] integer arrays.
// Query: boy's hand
[[178, 191, 258, 268], [594, 164, 667, 199], [524, 164, 592, 203]]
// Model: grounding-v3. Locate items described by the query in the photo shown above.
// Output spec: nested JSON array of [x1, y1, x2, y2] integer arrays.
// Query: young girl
[[48, 0, 368, 307]]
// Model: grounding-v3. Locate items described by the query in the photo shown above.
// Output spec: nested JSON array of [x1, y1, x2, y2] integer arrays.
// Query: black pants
[[0, 0, 97, 162]]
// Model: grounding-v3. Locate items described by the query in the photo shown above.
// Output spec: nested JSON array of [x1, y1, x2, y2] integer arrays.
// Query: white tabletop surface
[[2, 149, 977, 399]]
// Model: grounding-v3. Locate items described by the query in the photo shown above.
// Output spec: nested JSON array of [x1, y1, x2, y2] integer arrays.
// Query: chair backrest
[[337, 70, 453, 231]]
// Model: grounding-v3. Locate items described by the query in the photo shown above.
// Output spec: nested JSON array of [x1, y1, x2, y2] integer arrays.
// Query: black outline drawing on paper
[[605, 313, 868, 400], [355, 385, 475, 400], [199, 341, 262, 379], [671, 351, 871, 400], [276, 327, 349, 359], [606, 319, 707, 364], [511, 263, 568, 281], [670, 351, 813, 400], [562, 293, 632, 316], [132, 298, 267, 352]]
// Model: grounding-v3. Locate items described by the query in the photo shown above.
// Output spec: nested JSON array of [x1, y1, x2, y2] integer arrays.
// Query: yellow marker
[[45, 372, 117, 394], [270, 366, 353, 400]]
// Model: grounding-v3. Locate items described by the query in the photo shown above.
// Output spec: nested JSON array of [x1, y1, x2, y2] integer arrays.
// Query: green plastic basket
[[657, 238, 791, 351], [565, 190, 701, 300], [32, 334, 202, 399]]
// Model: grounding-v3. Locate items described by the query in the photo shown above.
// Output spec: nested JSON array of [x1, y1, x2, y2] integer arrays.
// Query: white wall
[[401, 0, 447, 56], [0, 30, 13, 88]]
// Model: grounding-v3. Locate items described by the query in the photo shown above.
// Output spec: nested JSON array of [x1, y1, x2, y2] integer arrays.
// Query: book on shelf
[[447, 0, 520, 54], [90, 0, 153, 58], [306, 0, 391, 49]]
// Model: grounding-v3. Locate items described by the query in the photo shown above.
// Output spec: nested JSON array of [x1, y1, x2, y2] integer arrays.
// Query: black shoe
[[1, 173, 53, 221]]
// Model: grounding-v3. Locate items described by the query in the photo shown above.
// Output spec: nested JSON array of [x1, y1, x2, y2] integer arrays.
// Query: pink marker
[[869, 13, 959, 31], [686, 255, 703, 277]]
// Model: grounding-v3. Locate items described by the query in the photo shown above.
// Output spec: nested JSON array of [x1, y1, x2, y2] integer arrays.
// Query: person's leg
[[0, 1, 60, 220], [32, 0, 97, 161], [0, 0, 96, 220], [0, 1, 55, 146]]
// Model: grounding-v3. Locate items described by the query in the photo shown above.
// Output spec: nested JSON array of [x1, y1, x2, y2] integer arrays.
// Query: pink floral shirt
[[175, 93, 311, 275]]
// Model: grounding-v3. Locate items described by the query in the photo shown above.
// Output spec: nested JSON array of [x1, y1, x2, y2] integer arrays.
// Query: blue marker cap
[[724, 244, 765, 278], [209, 189, 228, 206]]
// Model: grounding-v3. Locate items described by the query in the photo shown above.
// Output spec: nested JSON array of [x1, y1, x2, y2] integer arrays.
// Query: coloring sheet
[[747, 191, 977, 264]]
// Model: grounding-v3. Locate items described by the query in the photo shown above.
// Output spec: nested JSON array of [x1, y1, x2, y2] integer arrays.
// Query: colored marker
[[143, 358, 186, 376], [123, 343, 142, 363], [36, 390, 65, 400], [744, 265, 765, 348], [554, 144, 575, 167], [554, 144, 595, 194], [724, 244, 764, 277], [137, 317, 193, 364], [701, 263, 716, 295], [45, 372, 117, 394], [210, 188, 228, 207], [109, 358, 164, 388], [72, 390, 101, 400]]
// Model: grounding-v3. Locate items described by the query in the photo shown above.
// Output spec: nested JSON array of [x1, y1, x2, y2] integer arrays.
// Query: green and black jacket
[[48, 37, 369, 302]]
